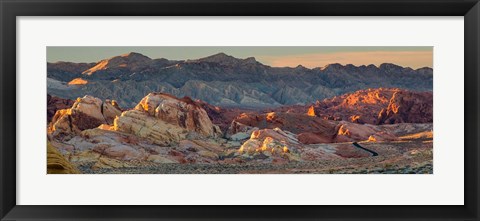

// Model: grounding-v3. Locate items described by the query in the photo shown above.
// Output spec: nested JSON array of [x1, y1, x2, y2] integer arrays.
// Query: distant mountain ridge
[[47, 52, 433, 108]]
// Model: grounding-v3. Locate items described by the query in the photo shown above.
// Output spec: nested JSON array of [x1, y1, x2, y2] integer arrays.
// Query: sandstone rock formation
[[238, 128, 302, 162], [47, 141, 80, 174], [48, 95, 122, 138], [377, 90, 433, 124], [47, 94, 74, 123], [230, 112, 337, 135], [332, 122, 398, 143], [317, 88, 433, 124], [226, 120, 259, 141], [275, 88, 433, 125], [307, 105, 316, 117], [114, 93, 222, 145], [229, 111, 398, 144]]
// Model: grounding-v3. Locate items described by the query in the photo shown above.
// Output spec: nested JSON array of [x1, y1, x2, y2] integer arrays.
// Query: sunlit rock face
[[48, 95, 122, 138], [227, 110, 399, 145], [47, 94, 74, 123], [114, 93, 222, 145], [307, 105, 316, 116], [332, 121, 398, 143], [377, 90, 433, 124], [316, 88, 433, 125], [238, 128, 301, 162], [47, 61, 96, 82], [275, 88, 433, 125], [82, 52, 153, 76], [67, 78, 89, 85]]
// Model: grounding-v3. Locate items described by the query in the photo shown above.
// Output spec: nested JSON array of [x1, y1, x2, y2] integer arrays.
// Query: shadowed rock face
[[228, 111, 398, 145], [47, 62, 96, 81], [377, 90, 433, 124], [47, 94, 74, 123], [47, 52, 432, 108], [195, 99, 248, 132]]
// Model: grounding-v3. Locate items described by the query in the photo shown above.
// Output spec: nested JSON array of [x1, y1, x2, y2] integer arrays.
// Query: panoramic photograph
[[46, 46, 433, 174]]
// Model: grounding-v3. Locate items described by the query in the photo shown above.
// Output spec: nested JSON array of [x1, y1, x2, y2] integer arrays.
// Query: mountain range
[[47, 52, 433, 108]]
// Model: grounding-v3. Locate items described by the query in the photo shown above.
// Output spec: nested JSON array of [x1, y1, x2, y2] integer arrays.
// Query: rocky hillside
[[47, 94, 74, 122], [47, 52, 433, 108], [274, 88, 433, 125], [47, 92, 433, 174]]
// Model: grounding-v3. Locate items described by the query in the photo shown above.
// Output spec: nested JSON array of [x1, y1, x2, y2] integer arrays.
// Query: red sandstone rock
[[47, 94, 74, 123], [48, 95, 122, 138], [274, 88, 432, 125]]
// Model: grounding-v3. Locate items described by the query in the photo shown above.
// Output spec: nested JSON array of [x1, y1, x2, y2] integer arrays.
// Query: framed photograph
[[1, 0, 479, 220]]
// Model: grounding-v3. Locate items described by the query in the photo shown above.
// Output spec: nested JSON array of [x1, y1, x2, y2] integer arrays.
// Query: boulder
[[239, 128, 300, 156], [48, 95, 122, 138]]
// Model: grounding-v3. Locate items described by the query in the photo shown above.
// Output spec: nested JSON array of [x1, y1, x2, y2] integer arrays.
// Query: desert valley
[[47, 51, 433, 174]]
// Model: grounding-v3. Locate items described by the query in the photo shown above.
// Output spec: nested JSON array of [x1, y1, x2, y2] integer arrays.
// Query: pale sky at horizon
[[47, 46, 433, 69]]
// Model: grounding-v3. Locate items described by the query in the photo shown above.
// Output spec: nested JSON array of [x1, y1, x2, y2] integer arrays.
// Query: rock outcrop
[[332, 122, 398, 143], [114, 93, 222, 145], [82, 52, 153, 76], [230, 112, 337, 135], [47, 94, 74, 123], [195, 99, 247, 132], [307, 105, 316, 117], [377, 90, 433, 124], [275, 88, 433, 125], [238, 128, 302, 162], [48, 95, 122, 138], [229, 111, 398, 144], [47, 141, 80, 174]]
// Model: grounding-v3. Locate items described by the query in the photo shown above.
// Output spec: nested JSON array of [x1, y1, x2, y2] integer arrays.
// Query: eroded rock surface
[[114, 93, 222, 145], [47, 94, 74, 123], [275, 88, 433, 125], [48, 95, 122, 138]]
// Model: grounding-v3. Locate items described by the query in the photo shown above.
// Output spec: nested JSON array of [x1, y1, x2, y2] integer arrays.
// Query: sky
[[47, 46, 433, 69]]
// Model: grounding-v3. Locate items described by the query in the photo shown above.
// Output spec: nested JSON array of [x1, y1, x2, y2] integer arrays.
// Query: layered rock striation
[[276, 88, 433, 125], [114, 93, 222, 145], [48, 95, 122, 138], [47, 52, 433, 108]]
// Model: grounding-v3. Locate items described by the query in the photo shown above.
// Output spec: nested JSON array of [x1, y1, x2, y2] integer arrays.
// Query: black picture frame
[[1, 0, 479, 220]]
